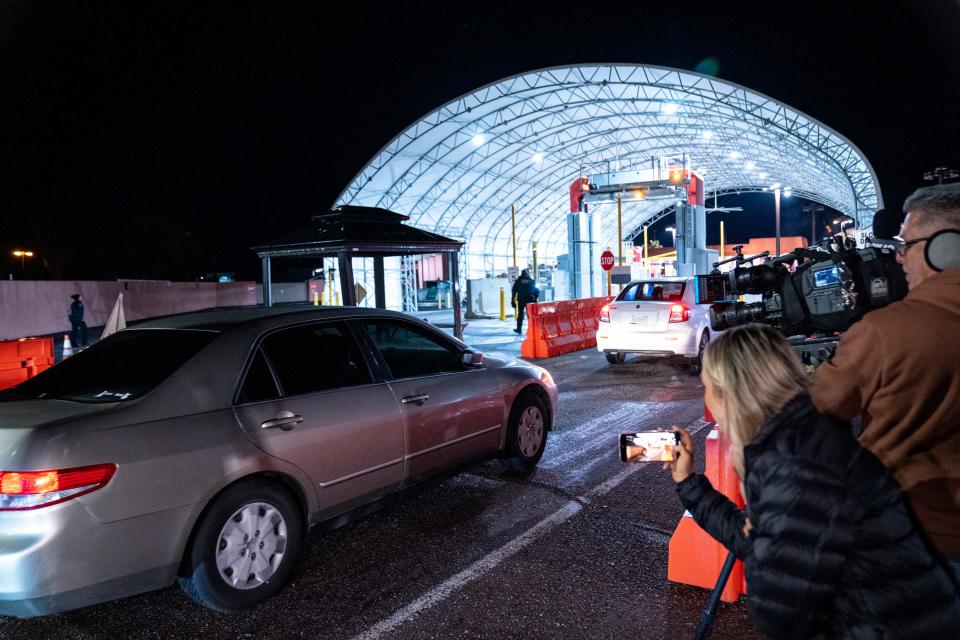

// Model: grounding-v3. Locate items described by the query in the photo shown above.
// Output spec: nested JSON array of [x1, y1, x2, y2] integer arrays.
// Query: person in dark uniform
[[68, 293, 88, 347], [511, 269, 539, 334]]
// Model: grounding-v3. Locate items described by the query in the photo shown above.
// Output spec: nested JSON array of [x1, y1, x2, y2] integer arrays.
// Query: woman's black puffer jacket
[[676, 394, 960, 639]]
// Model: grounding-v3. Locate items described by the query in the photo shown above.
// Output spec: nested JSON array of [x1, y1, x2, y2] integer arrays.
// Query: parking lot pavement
[[0, 330, 764, 640]]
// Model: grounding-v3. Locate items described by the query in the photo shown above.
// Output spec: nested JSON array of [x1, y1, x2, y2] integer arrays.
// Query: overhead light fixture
[[472, 134, 485, 146], [661, 102, 679, 115], [758, 171, 768, 180], [770, 182, 781, 190], [532, 152, 544, 163], [783, 189, 792, 197], [744, 160, 756, 172], [701, 130, 713, 140], [729, 151, 742, 160]]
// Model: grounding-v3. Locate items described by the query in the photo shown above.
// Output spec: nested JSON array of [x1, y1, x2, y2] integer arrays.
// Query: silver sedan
[[0, 306, 558, 617]]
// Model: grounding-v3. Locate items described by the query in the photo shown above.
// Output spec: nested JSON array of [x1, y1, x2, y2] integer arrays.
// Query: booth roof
[[254, 205, 463, 258]]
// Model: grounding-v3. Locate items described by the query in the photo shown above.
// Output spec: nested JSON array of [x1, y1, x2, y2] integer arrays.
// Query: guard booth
[[253, 205, 465, 338]]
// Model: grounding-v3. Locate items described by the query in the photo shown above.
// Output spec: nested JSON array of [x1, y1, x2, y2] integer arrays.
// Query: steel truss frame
[[335, 65, 881, 277]]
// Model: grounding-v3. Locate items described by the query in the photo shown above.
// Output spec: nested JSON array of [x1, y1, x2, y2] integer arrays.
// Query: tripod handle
[[692, 551, 738, 640]]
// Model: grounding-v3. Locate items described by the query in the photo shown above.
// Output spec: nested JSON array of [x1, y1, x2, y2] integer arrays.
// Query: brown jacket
[[810, 267, 960, 559]]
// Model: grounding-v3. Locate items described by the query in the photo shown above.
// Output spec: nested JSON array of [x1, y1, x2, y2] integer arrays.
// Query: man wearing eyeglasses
[[811, 183, 960, 584]]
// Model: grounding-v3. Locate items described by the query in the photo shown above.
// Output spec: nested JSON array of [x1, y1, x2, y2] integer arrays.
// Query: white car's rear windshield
[[3, 329, 217, 403], [617, 281, 685, 302]]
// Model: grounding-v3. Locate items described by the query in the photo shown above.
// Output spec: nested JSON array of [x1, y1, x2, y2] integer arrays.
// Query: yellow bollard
[[335, 292, 341, 306], [438, 290, 444, 309], [313, 290, 319, 306], [447, 290, 452, 309], [500, 288, 506, 321]]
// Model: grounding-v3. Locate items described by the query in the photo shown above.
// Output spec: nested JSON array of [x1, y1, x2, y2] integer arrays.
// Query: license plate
[[630, 313, 651, 325]]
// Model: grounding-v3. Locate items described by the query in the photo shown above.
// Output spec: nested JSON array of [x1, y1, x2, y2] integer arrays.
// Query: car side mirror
[[462, 351, 484, 368]]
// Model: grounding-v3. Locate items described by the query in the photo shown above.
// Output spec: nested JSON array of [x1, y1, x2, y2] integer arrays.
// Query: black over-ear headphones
[[924, 229, 960, 272]]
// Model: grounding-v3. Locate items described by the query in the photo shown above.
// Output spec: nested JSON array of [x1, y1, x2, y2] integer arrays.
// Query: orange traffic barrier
[[521, 296, 612, 358], [0, 337, 55, 391], [667, 424, 747, 602]]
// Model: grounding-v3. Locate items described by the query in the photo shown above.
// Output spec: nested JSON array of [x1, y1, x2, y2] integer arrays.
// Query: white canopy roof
[[335, 64, 881, 275]]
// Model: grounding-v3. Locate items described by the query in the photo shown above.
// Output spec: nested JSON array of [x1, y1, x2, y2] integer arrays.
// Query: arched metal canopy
[[335, 64, 882, 277]]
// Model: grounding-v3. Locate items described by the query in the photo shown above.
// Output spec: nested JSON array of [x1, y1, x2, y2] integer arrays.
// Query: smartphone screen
[[619, 431, 681, 463]]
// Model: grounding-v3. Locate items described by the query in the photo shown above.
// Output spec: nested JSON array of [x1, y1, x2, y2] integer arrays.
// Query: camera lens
[[709, 301, 768, 331], [731, 264, 780, 294]]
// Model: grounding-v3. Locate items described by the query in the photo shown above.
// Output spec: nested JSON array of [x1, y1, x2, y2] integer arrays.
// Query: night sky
[[2, 1, 958, 281]]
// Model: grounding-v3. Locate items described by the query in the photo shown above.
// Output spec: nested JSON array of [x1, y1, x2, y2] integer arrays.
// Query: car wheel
[[179, 480, 304, 612], [605, 352, 626, 364], [688, 331, 709, 376], [505, 391, 549, 469]]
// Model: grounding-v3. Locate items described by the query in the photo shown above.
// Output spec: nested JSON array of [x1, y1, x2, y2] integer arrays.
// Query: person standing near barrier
[[511, 269, 539, 335], [68, 293, 88, 347], [666, 324, 960, 639], [811, 183, 960, 583]]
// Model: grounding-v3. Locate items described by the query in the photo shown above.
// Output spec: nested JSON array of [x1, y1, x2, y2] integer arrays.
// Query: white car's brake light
[[0, 464, 116, 510], [668, 304, 691, 323], [599, 304, 610, 323]]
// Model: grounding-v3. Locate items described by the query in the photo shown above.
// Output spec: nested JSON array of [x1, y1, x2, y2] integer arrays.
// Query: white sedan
[[595, 277, 715, 372]]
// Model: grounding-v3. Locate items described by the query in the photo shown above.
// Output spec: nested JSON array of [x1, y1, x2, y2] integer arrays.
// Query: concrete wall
[[255, 282, 309, 305], [0, 280, 258, 340], [466, 278, 514, 319]]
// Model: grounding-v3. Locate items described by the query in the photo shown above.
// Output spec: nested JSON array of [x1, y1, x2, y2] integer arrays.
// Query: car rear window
[[5, 329, 218, 403], [618, 281, 685, 302]]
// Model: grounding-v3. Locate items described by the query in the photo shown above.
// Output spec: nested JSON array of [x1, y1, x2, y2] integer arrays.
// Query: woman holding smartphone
[[667, 323, 959, 639]]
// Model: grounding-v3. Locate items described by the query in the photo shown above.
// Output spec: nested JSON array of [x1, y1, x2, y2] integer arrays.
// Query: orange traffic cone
[[62, 335, 74, 358]]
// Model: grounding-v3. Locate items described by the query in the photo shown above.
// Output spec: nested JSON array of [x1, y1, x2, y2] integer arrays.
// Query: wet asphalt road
[[0, 342, 766, 640]]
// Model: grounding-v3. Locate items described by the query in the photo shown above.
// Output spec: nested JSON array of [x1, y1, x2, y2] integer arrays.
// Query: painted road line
[[351, 417, 712, 640], [352, 501, 583, 640]]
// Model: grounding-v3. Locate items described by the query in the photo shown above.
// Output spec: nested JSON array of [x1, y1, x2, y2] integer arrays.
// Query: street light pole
[[774, 188, 781, 257], [923, 166, 958, 185], [665, 226, 676, 247], [803, 204, 825, 246], [12, 250, 34, 276]]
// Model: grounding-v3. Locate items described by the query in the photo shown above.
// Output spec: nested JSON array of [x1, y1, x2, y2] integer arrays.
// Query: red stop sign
[[600, 250, 615, 271]]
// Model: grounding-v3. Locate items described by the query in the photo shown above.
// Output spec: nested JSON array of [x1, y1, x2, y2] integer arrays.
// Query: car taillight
[[0, 464, 116, 510], [668, 304, 690, 323], [600, 304, 610, 323]]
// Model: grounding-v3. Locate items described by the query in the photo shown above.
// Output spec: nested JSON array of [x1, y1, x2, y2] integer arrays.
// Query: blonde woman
[[667, 324, 960, 639]]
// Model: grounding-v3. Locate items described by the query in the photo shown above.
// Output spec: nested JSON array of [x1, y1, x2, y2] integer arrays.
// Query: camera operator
[[667, 324, 960, 639], [810, 183, 960, 581]]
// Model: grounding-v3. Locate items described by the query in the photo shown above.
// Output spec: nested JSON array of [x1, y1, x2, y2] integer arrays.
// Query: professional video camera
[[696, 234, 906, 363]]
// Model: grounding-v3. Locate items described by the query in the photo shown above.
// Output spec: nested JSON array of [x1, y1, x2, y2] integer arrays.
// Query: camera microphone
[[872, 207, 903, 241]]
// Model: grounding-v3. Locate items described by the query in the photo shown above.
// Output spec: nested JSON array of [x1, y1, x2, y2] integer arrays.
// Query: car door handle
[[401, 394, 430, 405], [261, 411, 303, 430]]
